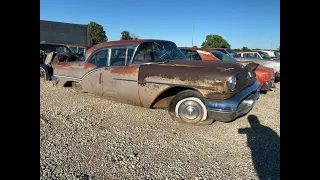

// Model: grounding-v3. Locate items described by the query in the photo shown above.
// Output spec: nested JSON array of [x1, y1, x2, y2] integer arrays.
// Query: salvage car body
[[50, 40, 260, 124], [40, 42, 82, 80], [179, 47, 274, 91]]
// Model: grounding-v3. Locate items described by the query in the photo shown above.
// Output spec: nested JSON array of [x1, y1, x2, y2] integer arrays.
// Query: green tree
[[277, 46, 280, 52], [192, 45, 198, 48], [201, 34, 230, 48], [120, 30, 133, 40], [88, 21, 108, 45], [252, 48, 261, 50], [242, 47, 250, 51], [234, 48, 241, 52]]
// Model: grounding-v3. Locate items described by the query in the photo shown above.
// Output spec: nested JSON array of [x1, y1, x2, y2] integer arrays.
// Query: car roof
[[86, 39, 173, 59]]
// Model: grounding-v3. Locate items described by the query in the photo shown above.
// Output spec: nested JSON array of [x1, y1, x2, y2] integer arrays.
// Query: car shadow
[[238, 115, 280, 180]]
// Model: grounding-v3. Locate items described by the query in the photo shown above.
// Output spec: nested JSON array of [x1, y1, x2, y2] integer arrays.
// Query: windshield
[[258, 51, 272, 60], [211, 51, 238, 62], [274, 52, 280, 57], [132, 41, 187, 64], [226, 49, 241, 58]]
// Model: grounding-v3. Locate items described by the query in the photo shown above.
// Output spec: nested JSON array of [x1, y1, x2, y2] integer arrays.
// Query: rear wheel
[[168, 90, 214, 125]]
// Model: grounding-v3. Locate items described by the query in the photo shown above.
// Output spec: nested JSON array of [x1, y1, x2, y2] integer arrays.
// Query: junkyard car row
[[40, 39, 280, 125]]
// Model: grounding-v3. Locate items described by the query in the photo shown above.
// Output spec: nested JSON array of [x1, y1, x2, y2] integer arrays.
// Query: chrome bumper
[[205, 81, 260, 122], [51, 75, 59, 84], [260, 81, 272, 91]]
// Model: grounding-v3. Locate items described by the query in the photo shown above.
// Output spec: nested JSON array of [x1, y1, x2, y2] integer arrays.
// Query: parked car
[[67, 44, 92, 57], [48, 39, 260, 125], [40, 42, 82, 80], [212, 48, 280, 82], [262, 50, 280, 58], [180, 47, 274, 92]]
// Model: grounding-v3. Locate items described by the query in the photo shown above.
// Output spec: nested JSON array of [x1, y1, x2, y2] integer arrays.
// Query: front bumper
[[260, 81, 272, 91], [51, 75, 59, 85], [205, 81, 260, 122]]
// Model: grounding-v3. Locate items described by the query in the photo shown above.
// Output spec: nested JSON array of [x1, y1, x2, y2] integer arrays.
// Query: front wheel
[[168, 90, 214, 125], [40, 64, 51, 81]]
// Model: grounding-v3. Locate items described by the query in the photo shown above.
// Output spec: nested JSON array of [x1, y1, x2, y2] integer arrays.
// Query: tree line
[[88, 21, 279, 52]]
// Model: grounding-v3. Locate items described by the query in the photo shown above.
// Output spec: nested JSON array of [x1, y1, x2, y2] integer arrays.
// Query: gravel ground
[[40, 79, 280, 180]]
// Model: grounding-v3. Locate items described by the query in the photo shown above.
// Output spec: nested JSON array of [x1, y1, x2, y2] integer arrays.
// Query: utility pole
[[192, 22, 194, 48]]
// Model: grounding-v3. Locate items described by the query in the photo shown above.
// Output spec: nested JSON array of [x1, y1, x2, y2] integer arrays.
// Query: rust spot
[[83, 63, 96, 70], [110, 65, 139, 75]]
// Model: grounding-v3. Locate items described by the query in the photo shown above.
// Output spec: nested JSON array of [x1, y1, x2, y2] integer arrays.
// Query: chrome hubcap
[[178, 100, 202, 121]]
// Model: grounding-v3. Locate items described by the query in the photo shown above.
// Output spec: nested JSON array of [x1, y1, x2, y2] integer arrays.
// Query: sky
[[40, 0, 280, 50]]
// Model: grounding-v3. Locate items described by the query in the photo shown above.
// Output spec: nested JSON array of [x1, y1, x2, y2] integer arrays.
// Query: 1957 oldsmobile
[[47, 39, 260, 125]]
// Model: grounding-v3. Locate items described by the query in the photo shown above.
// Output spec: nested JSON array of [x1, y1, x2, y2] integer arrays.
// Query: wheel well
[[63, 81, 80, 87], [150, 86, 200, 109]]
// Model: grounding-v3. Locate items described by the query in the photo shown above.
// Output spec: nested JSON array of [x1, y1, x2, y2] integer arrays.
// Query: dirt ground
[[40, 79, 280, 180]]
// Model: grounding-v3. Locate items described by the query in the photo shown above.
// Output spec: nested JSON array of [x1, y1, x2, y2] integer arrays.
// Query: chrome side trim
[[113, 78, 217, 90], [54, 66, 105, 81]]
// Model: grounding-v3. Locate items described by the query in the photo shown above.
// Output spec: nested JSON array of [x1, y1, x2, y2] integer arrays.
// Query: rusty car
[[40, 42, 83, 80], [213, 48, 280, 82], [179, 47, 275, 92], [48, 39, 261, 125]]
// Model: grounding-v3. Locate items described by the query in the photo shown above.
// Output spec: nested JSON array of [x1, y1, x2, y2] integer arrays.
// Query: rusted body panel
[[179, 47, 273, 90]]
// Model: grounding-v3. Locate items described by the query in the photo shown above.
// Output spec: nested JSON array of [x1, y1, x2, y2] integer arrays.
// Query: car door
[[81, 48, 109, 95], [102, 47, 140, 105]]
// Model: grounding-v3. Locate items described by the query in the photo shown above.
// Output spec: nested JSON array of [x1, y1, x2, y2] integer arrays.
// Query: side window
[[56, 46, 66, 53], [253, 53, 259, 58], [180, 49, 188, 56], [183, 50, 192, 60], [70, 47, 77, 53], [110, 48, 127, 66], [96, 49, 109, 67], [78, 48, 85, 55], [190, 51, 202, 60], [87, 54, 96, 64], [132, 44, 154, 64], [126, 49, 135, 65], [247, 53, 255, 58]]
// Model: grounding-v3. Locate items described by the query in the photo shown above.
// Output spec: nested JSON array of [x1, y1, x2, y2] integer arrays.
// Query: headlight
[[227, 75, 237, 91]]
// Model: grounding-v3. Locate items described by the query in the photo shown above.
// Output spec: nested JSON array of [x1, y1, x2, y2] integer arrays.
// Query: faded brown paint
[[52, 40, 256, 111]]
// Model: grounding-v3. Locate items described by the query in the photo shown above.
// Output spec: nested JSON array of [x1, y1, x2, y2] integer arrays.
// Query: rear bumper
[[205, 81, 260, 122]]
